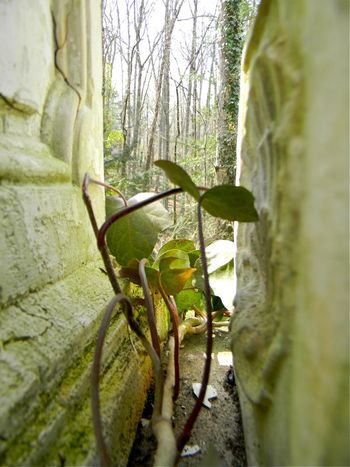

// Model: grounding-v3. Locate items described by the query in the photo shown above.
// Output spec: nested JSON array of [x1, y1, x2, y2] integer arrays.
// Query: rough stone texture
[[232, 0, 349, 465], [0, 1, 165, 465]]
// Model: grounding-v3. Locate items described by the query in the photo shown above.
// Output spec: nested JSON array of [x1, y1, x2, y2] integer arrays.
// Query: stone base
[[0, 261, 167, 466]]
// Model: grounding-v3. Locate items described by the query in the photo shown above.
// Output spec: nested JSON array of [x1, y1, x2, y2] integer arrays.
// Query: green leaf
[[188, 249, 201, 267], [158, 239, 196, 256], [159, 257, 189, 272], [105, 193, 171, 265], [129, 192, 172, 231], [192, 260, 205, 292], [205, 240, 234, 273], [200, 185, 259, 222], [175, 289, 204, 312], [106, 196, 125, 213], [160, 268, 197, 296], [155, 160, 200, 201], [154, 248, 190, 270], [212, 295, 225, 312], [192, 240, 235, 310], [106, 196, 158, 265], [144, 267, 160, 288], [208, 260, 235, 311], [193, 240, 234, 280]]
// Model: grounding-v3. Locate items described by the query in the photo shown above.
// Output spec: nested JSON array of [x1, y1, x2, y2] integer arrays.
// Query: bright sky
[[110, 0, 220, 102]]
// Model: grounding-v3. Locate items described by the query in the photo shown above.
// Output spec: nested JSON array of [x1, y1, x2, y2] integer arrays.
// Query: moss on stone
[[0, 259, 168, 465]]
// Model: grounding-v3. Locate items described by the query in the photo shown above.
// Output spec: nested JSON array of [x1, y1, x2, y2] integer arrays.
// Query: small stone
[[181, 444, 201, 457]]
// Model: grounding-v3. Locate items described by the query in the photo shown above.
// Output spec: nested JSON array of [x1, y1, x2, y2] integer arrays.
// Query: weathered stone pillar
[[0, 2, 163, 465], [232, 0, 349, 465]]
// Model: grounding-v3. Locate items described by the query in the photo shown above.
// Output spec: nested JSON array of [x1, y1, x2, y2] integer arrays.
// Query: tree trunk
[[145, 0, 184, 179], [183, 0, 198, 158]]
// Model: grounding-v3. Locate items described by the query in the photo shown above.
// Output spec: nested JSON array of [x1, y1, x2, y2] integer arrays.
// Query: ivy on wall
[[218, 0, 257, 184]]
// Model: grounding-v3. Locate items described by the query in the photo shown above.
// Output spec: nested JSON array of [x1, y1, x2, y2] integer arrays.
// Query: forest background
[[102, 0, 258, 240]]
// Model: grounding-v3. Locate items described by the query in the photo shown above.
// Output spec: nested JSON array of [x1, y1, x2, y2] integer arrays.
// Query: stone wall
[[232, 0, 349, 465], [0, 2, 164, 465]]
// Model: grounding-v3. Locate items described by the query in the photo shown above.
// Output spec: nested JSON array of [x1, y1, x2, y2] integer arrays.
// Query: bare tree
[[102, 0, 221, 198], [145, 0, 185, 175]]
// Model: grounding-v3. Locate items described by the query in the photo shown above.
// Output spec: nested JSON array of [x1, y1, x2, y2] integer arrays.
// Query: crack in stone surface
[[51, 9, 82, 103], [0, 93, 37, 115], [1, 322, 53, 349]]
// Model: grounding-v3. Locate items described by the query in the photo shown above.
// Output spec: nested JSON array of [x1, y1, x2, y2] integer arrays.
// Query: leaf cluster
[[106, 160, 258, 311]]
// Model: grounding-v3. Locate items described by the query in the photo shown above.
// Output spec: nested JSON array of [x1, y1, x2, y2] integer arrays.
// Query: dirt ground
[[128, 327, 247, 467]]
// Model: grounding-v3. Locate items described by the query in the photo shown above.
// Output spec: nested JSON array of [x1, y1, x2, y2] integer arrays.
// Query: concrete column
[[0, 2, 165, 465], [232, 0, 349, 465]]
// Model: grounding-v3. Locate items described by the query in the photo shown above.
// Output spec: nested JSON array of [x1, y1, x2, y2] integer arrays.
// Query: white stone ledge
[[0, 138, 71, 184]]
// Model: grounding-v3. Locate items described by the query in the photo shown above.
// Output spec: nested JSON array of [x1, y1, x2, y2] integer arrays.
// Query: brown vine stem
[[177, 202, 214, 453], [82, 173, 122, 295], [91, 294, 163, 467], [139, 259, 161, 358], [84, 174, 214, 462], [89, 177, 128, 206], [82, 173, 100, 237], [153, 335, 178, 467], [153, 311, 207, 466], [84, 175, 165, 463], [158, 284, 180, 401]]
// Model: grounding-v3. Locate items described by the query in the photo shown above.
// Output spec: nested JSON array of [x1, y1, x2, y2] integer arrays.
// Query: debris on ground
[[128, 329, 247, 466]]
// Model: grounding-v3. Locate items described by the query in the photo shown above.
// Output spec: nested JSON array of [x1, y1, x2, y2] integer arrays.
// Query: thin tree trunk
[[145, 0, 185, 178], [173, 83, 181, 227], [183, 0, 198, 158]]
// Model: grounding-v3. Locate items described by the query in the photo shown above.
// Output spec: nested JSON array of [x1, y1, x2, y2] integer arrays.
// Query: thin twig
[[89, 177, 128, 206], [82, 173, 122, 295], [158, 284, 180, 401], [153, 336, 178, 467], [177, 203, 213, 453], [91, 294, 163, 467], [139, 258, 161, 357], [82, 173, 100, 238]]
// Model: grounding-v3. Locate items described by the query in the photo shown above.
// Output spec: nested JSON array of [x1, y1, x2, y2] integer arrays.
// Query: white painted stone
[[0, 0, 54, 113]]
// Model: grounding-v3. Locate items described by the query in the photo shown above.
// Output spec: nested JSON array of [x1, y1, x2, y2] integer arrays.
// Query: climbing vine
[[82, 161, 258, 466], [218, 0, 244, 184]]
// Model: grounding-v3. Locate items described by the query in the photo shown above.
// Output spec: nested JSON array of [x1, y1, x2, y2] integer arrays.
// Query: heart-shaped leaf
[[208, 260, 235, 311], [160, 267, 197, 296], [158, 239, 196, 256], [175, 288, 204, 312], [154, 248, 190, 270], [200, 185, 259, 222], [106, 196, 158, 265], [204, 240, 234, 273], [129, 192, 172, 231], [155, 160, 200, 201], [159, 257, 188, 272], [192, 240, 235, 310]]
